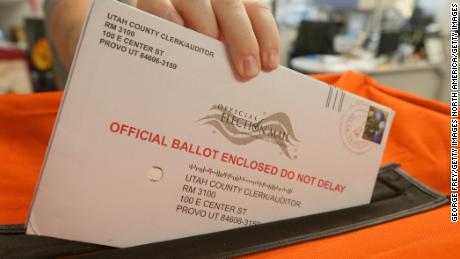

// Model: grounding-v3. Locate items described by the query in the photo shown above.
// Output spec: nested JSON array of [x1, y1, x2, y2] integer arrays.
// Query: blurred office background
[[0, 0, 454, 103], [275, 0, 452, 103]]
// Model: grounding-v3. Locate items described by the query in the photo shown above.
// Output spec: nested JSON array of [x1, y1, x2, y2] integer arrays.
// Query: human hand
[[136, 0, 280, 79]]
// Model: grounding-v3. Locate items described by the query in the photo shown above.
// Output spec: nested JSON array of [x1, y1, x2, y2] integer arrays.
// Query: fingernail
[[267, 50, 279, 70], [165, 10, 184, 26], [242, 56, 259, 78]]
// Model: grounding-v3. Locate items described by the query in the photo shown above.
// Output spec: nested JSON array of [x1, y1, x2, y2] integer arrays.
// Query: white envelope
[[27, 0, 395, 248]]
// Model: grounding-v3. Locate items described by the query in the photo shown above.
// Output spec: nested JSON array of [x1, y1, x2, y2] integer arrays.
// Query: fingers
[[137, 0, 280, 79], [136, 0, 184, 25], [244, 0, 280, 71], [211, 0, 261, 79], [172, 0, 219, 39]]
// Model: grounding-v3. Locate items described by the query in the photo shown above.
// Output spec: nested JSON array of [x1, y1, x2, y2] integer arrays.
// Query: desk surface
[[290, 55, 441, 74]]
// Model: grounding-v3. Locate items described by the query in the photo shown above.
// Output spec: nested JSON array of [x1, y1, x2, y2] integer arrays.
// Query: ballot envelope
[[26, 0, 395, 248]]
